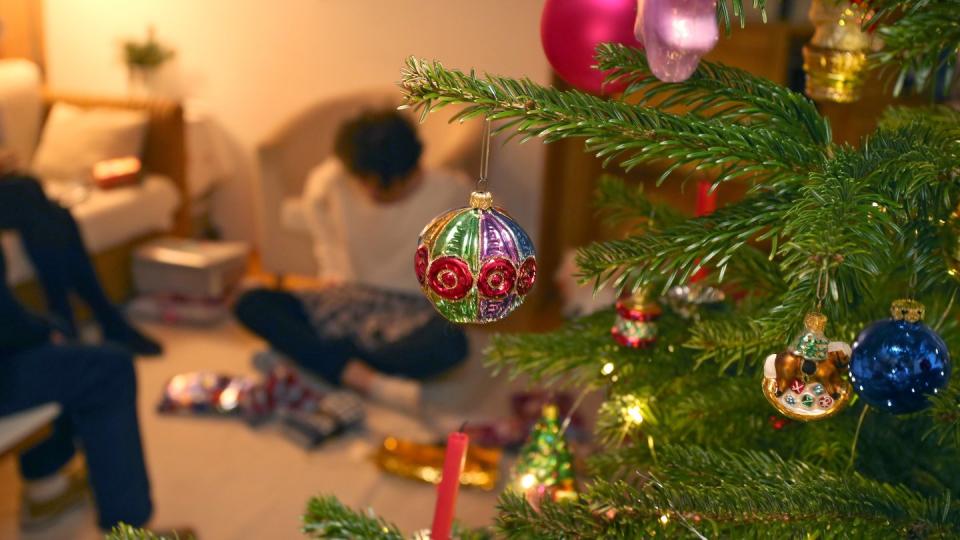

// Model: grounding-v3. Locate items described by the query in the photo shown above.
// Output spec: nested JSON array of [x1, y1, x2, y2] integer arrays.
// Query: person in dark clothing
[[234, 286, 468, 394], [235, 110, 469, 413], [0, 343, 152, 530], [0, 174, 156, 529], [0, 174, 161, 354]]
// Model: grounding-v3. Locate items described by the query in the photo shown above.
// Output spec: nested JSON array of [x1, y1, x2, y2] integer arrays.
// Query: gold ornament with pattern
[[762, 312, 852, 421]]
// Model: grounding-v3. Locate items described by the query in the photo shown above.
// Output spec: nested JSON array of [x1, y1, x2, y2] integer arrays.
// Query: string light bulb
[[619, 394, 647, 427], [601, 362, 615, 376], [625, 404, 644, 425], [519, 473, 537, 490]]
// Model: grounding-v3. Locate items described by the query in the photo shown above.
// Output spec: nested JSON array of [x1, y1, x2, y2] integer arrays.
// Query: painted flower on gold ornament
[[517, 257, 537, 296], [477, 257, 517, 298], [414, 245, 429, 285], [428, 256, 473, 300]]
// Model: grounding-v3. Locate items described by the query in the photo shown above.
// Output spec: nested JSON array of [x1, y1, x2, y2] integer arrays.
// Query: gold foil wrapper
[[802, 0, 873, 103], [374, 436, 501, 490]]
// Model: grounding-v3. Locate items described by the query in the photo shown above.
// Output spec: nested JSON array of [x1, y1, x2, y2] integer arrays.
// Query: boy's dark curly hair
[[333, 109, 423, 189]]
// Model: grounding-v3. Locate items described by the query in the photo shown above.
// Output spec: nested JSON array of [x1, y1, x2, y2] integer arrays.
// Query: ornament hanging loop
[[477, 117, 492, 193], [815, 261, 830, 312]]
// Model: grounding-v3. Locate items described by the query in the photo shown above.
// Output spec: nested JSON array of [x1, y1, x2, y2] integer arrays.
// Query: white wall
[[43, 0, 549, 244]]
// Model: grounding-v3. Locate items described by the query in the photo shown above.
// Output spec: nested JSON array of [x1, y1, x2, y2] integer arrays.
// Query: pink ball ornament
[[541, 0, 644, 95], [635, 0, 719, 82]]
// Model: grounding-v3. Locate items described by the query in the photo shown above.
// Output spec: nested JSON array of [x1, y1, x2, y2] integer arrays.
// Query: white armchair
[[256, 87, 483, 279]]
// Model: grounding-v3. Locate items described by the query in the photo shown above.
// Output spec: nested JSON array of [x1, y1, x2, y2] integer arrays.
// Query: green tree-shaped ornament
[[513, 404, 577, 505]]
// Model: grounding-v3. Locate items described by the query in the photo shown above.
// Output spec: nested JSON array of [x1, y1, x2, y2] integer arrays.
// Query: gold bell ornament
[[802, 0, 875, 103]]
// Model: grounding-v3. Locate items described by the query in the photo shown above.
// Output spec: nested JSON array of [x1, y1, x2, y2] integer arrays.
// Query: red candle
[[691, 180, 718, 282], [430, 431, 468, 540]]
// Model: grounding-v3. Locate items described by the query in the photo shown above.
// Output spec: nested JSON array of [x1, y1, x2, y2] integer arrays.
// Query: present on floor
[[129, 237, 249, 325]]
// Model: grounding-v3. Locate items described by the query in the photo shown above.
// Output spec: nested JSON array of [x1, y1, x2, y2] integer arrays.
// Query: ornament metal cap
[[890, 299, 925, 323], [469, 191, 493, 210], [803, 312, 827, 333]]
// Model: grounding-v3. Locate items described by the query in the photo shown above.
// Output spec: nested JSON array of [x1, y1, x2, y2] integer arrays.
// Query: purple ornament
[[541, 0, 644, 95], [635, 0, 719, 83]]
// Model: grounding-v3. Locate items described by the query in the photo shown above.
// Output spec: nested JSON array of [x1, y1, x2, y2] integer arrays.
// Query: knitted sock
[[23, 473, 69, 503], [368, 374, 421, 415]]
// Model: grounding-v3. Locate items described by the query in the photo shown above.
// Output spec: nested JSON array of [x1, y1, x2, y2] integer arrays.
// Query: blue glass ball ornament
[[849, 299, 951, 414]]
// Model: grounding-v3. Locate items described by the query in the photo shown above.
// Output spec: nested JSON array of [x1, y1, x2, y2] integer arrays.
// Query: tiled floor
[[0, 320, 518, 540]]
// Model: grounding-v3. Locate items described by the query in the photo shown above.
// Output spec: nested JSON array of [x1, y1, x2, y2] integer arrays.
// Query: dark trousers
[[234, 288, 468, 384], [0, 174, 152, 529], [0, 174, 122, 336], [0, 344, 152, 529]]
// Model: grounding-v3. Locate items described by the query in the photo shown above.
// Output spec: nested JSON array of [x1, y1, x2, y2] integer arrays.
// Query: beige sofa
[[0, 59, 189, 305], [256, 87, 482, 279]]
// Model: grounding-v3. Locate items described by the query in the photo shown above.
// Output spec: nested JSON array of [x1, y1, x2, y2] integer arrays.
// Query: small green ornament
[[513, 404, 577, 503]]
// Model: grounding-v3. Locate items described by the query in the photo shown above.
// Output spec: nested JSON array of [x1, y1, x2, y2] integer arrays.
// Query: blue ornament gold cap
[[890, 299, 925, 323]]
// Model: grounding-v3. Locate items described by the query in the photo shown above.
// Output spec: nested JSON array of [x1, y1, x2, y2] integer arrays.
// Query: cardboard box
[[133, 237, 249, 298]]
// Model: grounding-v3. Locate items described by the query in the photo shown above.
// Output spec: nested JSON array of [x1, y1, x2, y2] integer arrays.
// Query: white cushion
[[31, 102, 149, 181], [3, 175, 181, 285]]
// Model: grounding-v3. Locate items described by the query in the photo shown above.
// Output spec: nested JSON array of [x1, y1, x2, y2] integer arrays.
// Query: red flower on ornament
[[428, 256, 473, 300], [517, 257, 537, 296], [477, 257, 517, 299], [414, 245, 429, 285]]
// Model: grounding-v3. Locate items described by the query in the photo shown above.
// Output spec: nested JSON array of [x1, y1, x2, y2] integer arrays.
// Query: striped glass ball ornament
[[415, 191, 536, 324]]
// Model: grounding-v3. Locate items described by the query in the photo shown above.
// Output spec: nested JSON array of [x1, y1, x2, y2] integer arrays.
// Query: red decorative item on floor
[[541, 0, 643, 95]]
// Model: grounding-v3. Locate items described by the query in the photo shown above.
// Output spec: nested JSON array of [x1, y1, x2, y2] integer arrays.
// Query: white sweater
[[302, 159, 472, 295]]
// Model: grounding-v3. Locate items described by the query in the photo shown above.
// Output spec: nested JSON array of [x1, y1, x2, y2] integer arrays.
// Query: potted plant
[[123, 26, 175, 96]]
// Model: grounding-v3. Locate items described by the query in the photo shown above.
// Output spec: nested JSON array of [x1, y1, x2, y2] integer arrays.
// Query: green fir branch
[[303, 497, 404, 540], [867, 0, 960, 96], [400, 57, 819, 187], [717, 0, 767, 34], [597, 43, 831, 147], [594, 175, 686, 232], [498, 446, 960, 539], [576, 189, 795, 293], [106, 524, 191, 540], [684, 316, 777, 372]]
